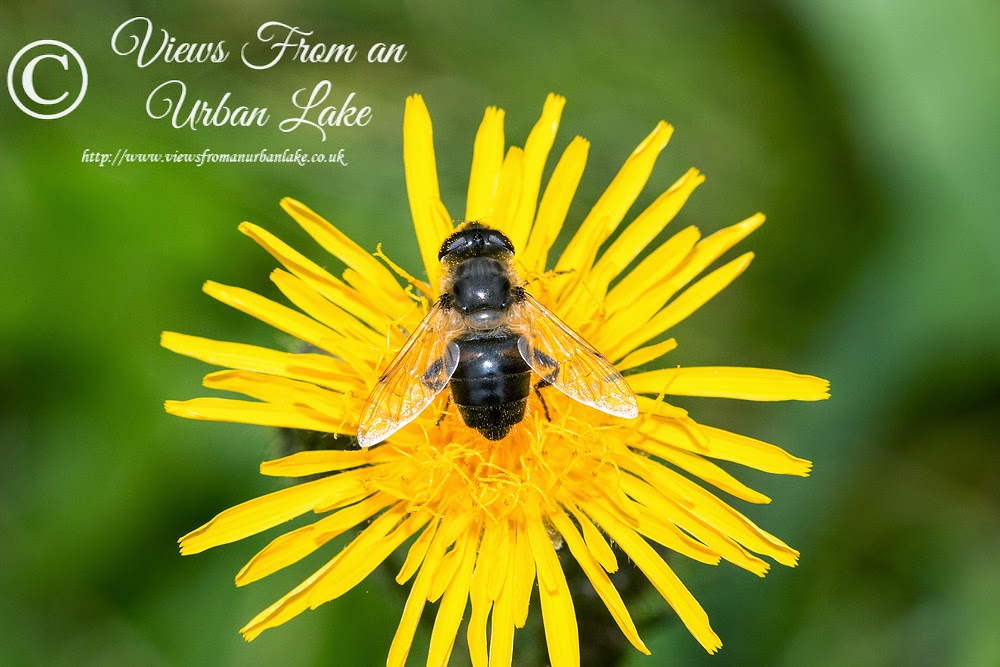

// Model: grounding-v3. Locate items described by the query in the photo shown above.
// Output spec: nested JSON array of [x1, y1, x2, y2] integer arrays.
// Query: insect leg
[[533, 380, 552, 422], [527, 346, 559, 421], [435, 394, 452, 426]]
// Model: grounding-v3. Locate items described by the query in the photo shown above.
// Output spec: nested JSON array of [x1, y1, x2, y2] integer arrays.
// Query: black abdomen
[[450, 333, 531, 440]]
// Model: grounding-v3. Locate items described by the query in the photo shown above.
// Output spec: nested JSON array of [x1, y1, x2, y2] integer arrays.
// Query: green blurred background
[[2, 1, 998, 665]]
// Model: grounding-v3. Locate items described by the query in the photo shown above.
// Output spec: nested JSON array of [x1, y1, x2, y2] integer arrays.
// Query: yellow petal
[[608, 252, 754, 358], [259, 448, 395, 477], [635, 416, 812, 477], [611, 212, 767, 340], [201, 370, 361, 421], [629, 366, 831, 401], [492, 146, 524, 237], [466, 106, 505, 221], [161, 331, 287, 374], [526, 510, 579, 667], [597, 468, 644, 524], [404, 95, 453, 290], [427, 534, 478, 667], [635, 396, 704, 441], [388, 514, 474, 667], [604, 212, 764, 344], [701, 424, 812, 476], [202, 280, 340, 354], [429, 198, 455, 291], [341, 267, 414, 324], [653, 468, 800, 566], [160, 331, 358, 393], [594, 491, 720, 566], [242, 508, 424, 642], [490, 519, 513, 601], [467, 521, 501, 667], [373, 242, 432, 297], [307, 507, 426, 607], [270, 268, 384, 354], [521, 136, 589, 274], [279, 197, 410, 308], [584, 501, 723, 654], [179, 469, 372, 555], [200, 368, 323, 403], [511, 517, 536, 629], [555, 121, 674, 277], [628, 474, 769, 575], [610, 252, 753, 359], [427, 538, 466, 603], [589, 168, 704, 292], [388, 574, 433, 667], [616, 338, 678, 370], [241, 557, 334, 642], [564, 168, 704, 324], [679, 212, 764, 280], [489, 563, 515, 665], [396, 518, 439, 585], [236, 493, 395, 585], [549, 508, 649, 654], [469, 519, 503, 602], [510, 93, 565, 254], [165, 397, 349, 434], [235, 524, 330, 585], [632, 436, 772, 504], [488, 548, 518, 667], [239, 222, 392, 335], [567, 504, 618, 573], [602, 225, 700, 318]]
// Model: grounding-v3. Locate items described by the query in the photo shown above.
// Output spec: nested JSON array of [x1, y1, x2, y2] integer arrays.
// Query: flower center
[[387, 401, 625, 524]]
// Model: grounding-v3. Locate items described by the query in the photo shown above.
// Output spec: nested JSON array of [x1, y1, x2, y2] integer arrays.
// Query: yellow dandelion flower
[[164, 93, 829, 666]]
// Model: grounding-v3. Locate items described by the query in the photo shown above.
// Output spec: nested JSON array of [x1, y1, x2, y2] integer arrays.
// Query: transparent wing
[[357, 301, 459, 447], [515, 292, 638, 419]]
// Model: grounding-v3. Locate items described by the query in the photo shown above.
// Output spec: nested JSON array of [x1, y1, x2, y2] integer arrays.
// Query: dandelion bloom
[[164, 94, 829, 666]]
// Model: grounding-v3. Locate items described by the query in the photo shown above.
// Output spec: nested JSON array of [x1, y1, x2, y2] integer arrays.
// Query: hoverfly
[[357, 222, 638, 447]]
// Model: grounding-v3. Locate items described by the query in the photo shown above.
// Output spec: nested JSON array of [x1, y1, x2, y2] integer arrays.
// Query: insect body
[[357, 222, 637, 447]]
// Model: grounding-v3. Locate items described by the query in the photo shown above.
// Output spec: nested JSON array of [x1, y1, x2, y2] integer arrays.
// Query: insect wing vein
[[357, 301, 458, 446], [516, 293, 638, 419]]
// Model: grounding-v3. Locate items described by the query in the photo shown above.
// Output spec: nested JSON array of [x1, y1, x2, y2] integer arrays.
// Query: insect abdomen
[[450, 334, 531, 440]]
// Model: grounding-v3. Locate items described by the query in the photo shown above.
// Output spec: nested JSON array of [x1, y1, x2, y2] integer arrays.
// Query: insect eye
[[488, 232, 515, 254], [438, 235, 470, 260]]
